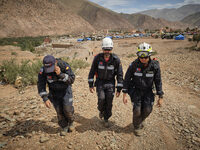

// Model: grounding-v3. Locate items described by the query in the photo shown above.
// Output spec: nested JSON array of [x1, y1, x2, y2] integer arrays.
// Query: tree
[[186, 27, 190, 32], [193, 34, 200, 46]]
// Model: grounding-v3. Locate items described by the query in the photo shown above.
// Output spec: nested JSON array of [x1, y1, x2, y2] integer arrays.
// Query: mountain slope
[[0, 0, 95, 38], [181, 12, 200, 27], [139, 4, 200, 22], [0, 0, 134, 38], [120, 13, 188, 30]]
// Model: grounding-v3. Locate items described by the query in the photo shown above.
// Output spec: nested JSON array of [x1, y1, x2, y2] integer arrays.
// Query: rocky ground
[[0, 38, 200, 150]]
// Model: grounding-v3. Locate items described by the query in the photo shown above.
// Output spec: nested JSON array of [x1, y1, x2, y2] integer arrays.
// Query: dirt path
[[0, 38, 200, 150]]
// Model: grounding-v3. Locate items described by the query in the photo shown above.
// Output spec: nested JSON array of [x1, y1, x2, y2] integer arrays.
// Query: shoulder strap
[[56, 58, 68, 73]]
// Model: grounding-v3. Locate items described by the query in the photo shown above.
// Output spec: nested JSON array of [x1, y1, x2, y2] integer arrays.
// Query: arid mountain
[[0, 0, 96, 38], [181, 12, 200, 27], [120, 13, 188, 30], [0, 0, 134, 38], [0, 0, 192, 38], [139, 4, 200, 22]]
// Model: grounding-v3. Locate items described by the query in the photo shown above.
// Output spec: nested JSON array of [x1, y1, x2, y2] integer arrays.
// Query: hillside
[[139, 4, 200, 22], [181, 12, 200, 27], [0, 0, 193, 38], [120, 13, 188, 30], [0, 0, 95, 38], [0, 38, 200, 150], [0, 0, 134, 38]]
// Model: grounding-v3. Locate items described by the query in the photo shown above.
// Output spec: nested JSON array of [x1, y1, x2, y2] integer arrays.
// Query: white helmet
[[137, 42, 152, 57], [102, 37, 113, 50]]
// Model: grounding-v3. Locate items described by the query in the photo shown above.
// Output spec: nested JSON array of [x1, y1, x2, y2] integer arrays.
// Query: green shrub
[[69, 59, 89, 72], [61, 57, 89, 72], [19, 60, 43, 85], [151, 51, 158, 56], [193, 34, 200, 44], [11, 52, 17, 56], [188, 38, 192, 42], [127, 53, 136, 58], [0, 36, 45, 52], [0, 59, 42, 86], [0, 59, 19, 84], [0, 57, 88, 86]]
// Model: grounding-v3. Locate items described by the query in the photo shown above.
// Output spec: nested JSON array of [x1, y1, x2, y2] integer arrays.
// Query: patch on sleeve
[[39, 68, 43, 74]]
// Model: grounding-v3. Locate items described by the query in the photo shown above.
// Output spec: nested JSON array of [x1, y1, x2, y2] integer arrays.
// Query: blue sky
[[88, 0, 200, 13]]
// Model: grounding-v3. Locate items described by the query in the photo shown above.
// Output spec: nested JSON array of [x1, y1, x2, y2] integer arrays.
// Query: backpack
[[56, 58, 69, 73]]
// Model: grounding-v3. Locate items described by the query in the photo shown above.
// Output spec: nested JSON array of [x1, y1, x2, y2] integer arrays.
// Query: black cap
[[43, 55, 56, 73]]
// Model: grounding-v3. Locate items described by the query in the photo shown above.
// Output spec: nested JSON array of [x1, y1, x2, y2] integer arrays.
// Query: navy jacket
[[123, 58, 164, 96], [88, 53, 123, 92], [37, 60, 75, 101]]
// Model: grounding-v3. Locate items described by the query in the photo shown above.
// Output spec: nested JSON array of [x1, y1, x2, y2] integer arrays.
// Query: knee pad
[[133, 106, 141, 117], [55, 106, 64, 120], [143, 106, 152, 117], [63, 105, 74, 113], [98, 92, 105, 101], [63, 105, 74, 123]]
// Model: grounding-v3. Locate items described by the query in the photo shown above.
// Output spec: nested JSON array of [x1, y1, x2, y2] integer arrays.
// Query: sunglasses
[[102, 47, 112, 51], [139, 57, 148, 59]]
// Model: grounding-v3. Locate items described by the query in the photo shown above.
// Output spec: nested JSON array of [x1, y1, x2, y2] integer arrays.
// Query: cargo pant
[[129, 88, 154, 129], [96, 82, 115, 121], [49, 85, 74, 129]]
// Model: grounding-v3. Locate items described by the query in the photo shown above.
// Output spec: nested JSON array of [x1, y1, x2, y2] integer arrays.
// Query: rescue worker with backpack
[[122, 42, 164, 136], [37, 55, 75, 135], [88, 37, 123, 127]]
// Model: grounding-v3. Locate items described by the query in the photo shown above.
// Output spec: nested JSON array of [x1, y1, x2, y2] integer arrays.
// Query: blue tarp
[[86, 37, 91, 41], [106, 36, 113, 39], [175, 35, 184, 40], [77, 39, 84, 42]]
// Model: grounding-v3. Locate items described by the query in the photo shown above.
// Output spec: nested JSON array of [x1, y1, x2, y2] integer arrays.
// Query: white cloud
[[102, 0, 130, 7], [148, 0, 200, 9], [90, 0, 132, 7], [183, 0, 200, 4], [89, 0, 200, 13], [115, 8, 141, 14]]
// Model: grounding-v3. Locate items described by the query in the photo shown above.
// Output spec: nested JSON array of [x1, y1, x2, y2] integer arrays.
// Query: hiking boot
[[99, 111, 104, 120], [104, 120, 110, 128], [68, 123, 75, 132], [134, 127, 143, 136], [140, 122, 145, 129], [60, 126, 69, 136]]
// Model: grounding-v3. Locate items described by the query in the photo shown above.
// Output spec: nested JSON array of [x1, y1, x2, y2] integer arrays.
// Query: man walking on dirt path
[[37, 55, 75, 135], [122, 42, 164, 136], [88, 37, 123, 128]]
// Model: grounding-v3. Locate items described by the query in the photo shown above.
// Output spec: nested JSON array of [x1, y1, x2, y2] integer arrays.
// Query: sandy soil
[[0, 38, 200, 150]]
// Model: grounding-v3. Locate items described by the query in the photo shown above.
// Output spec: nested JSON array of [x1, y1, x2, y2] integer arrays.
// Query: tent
[[175, 35, 184, 40], [77, 38, 84, 42], [86, 37, 91, 41], [106, 36, 113, 39]]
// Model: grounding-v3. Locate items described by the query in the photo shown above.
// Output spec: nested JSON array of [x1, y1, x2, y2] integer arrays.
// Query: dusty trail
[[0, 38, 200, 150]]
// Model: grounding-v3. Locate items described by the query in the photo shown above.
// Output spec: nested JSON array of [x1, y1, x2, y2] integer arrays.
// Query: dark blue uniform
[[123, 58, 164, 128], [37, 59, 75, 129], [88, 53, 123, 120]]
